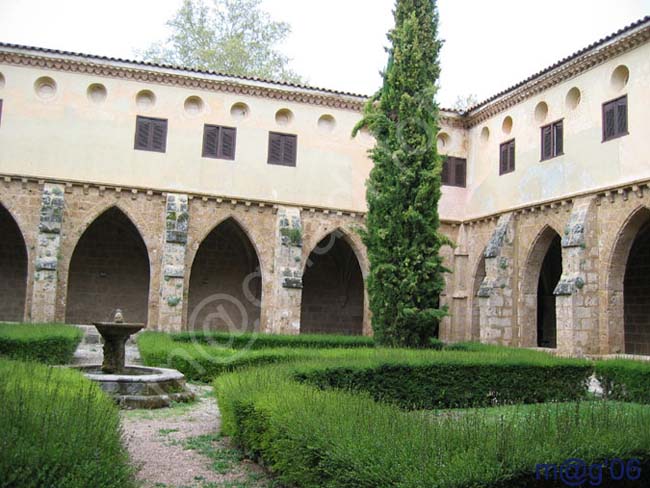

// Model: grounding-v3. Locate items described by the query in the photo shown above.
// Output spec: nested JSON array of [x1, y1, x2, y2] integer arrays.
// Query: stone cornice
[[0, 50, 367, 112], [464, 177, 650, 226], [0, 173, 366, 219], [465, 20, 650, 127]]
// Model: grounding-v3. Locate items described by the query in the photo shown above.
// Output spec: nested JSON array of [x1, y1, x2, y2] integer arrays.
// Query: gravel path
[[73, 333, 272, 488], [121, 383, 272, 488]]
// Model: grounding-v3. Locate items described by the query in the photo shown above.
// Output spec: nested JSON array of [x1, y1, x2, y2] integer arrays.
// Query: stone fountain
[[74, 310, 194, 409]]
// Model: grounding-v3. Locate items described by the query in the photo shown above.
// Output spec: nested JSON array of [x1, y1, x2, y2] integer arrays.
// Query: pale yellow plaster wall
[[0, 62, 374, 212], [465, 42, 650, 218], [437, 122, 469, 222], [1, 39, 649, 222]]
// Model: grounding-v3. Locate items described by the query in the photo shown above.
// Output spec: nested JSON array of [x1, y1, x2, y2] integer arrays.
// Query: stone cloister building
[[1, 16, 650, 356]]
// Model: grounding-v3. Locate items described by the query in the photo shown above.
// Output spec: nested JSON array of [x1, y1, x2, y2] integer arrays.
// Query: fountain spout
[[93, 310, 144, 374]]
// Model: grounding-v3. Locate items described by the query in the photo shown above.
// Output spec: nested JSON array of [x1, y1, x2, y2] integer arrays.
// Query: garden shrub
[[294, 355, 592, 409], [0, 323, 82, 364], [215, 363, 650, 488], [0, 358, 135, 488], [171, 330, 376, 349], [138, 332, 316, 382], [595, 359, 650, 403]]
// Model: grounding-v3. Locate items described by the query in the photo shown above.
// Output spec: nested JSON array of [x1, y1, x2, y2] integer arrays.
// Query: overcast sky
[[0, 0, 648, 107]]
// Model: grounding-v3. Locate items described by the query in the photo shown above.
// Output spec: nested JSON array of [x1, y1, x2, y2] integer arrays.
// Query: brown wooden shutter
[[616, 97, 628, 134], [603, 102, 616, 140], [454, 158, 466, 187], [268, 132, 297, 166], [202, 125, 219, 158], [282, 135, 297, 166], [135, 116, 167, 152], [554, 121, 563, 155], [219, 127, 236, 160], [135, 117, 151, 150], [268, 133, 283, 164], [499, 144, 507, 175], [152, 121, 167, 152], [508, 140, 515, 172], [542, 125, 552, 160]]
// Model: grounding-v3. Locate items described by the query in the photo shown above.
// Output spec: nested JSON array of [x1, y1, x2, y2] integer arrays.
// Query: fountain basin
[[73, 365, 195, 409]]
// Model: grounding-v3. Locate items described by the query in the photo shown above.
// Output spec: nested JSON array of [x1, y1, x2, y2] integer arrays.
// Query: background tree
[[136, 0, 304, 83], [452, 93, 479, 112], [353, 0, 449, 347]]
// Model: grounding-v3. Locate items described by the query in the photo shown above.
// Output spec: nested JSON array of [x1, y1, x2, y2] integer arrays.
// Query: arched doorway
[[471, 253, 486, 341], [537, 234, 562, 348], [65, 207, 150, 324], [624, 219, 650, 355], [0, 205, 28, 321], [606, 207, 650, 354], [187, 218, 261, 332], [301, 231, 364, 335], [520, 226, 562, 348]]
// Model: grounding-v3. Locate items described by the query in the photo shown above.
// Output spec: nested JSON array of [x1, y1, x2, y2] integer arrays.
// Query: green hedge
[[0, 323, 82, 364], [138, 332, 317, 382], [171, 330, 378, 349], [295, 360, 592, 409], [215, 363, 650, 488], [0, 358, 134, 488], [596, 359, 650, 403]]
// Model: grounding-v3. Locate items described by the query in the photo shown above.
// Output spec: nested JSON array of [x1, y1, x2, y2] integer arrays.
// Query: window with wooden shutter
[[202, 125, 237, 160], [602, 95, 628, 141], [134, 116, 167, 153], [499, 140, 515, 175], [541, 120, 563, 161], [268, 132, 297, 167], [441, 156, 467, 188]]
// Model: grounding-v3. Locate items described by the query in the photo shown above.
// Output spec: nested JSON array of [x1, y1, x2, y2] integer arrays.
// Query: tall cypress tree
[[354, 0, 449, 347]]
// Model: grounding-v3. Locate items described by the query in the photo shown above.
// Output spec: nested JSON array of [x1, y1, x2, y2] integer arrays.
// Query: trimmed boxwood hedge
[[596, 359, 650, 403], [215, 362, 650, 488], [171, 330, 377, 349], [138, 331, 317, 382], [0, 323, 82, 364], [295, 361, 592, 409], [0, 358, 135, 487]]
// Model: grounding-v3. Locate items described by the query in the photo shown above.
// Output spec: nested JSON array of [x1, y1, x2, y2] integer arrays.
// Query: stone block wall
[[4, 175, 650, 356]]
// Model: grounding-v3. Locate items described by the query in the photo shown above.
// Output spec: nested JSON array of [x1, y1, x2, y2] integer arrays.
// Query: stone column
[[554, 197, 599, 356], [478, 213, 516, 346], [449, 224, 470, 343], [266, 206, 303, 334], [31, 183, 65, 323], [157, 193, 189, 332]]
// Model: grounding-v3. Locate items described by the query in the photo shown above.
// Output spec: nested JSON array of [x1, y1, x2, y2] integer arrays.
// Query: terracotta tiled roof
[[0, 41, 369, 100]]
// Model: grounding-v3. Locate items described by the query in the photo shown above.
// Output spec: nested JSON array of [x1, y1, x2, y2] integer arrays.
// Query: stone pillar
[[266, 206, 303, 334], [31, 183, 65, 323], [449, 224, 470, 343], [157, 193, 189, 332], [554, 197, 599, 356], [478, 213, 516, 346]]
